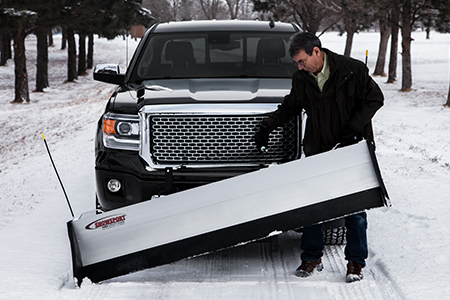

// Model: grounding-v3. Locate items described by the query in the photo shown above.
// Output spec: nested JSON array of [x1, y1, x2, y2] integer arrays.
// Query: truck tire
[[323, 226, 346, 245]]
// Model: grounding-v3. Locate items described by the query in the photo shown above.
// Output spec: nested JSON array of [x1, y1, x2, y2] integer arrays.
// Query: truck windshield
[[134, 32, 297, 80]]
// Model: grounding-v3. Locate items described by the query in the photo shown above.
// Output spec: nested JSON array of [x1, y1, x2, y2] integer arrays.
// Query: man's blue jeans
[[300, 212, 368, 267]]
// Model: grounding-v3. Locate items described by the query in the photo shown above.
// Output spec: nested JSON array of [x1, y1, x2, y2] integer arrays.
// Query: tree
[[58, 0, 152, 82], [252, 0, 292, 22], [338, 0, 374, 57], [60, 25, 67, 50], [0, 32, 13, 66], [35, 27, 49, 91], [446, 85, 450, 107], [13, 27, 30, 103], [251, 0, 340, 33], [421, 8, 435, 39], [0, 5, 37, 103], [87, 32, 94, 69], [225, 0, 244, 19], [220, 0, 256, 20], [287, 0, 342, 35], [77, 33, 87, 76], [31, 0, 66, 92], [398, 0, 434, 91], [164, 0, 194, 21], [60, 0, 94, 82], [89, 0, 154, 38], [373, 9, 391, 76], [291, 0, 326, 34], [143, 0, 172, 22], [400, 0, 413, 91], [430, 0, 450, 106], [48, 28, 54, 46], [66, 26, 78, 82], [387, 4, 400, 83], [199, 0, 226, 19], [179, 0, 198, 20]]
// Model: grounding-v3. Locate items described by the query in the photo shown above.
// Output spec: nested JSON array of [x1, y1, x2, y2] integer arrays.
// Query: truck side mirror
[[93, 64, 125, 85]]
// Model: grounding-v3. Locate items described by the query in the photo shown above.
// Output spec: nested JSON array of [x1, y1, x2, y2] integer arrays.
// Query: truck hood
[[111, 78, 291, 114]]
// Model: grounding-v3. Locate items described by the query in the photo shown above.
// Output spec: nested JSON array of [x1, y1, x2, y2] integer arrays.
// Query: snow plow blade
[[67, 140, 389, 285]]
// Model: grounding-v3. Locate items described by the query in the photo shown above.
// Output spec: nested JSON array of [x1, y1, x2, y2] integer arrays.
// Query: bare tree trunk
[[343, 16, 357, 57], [48, 28, 54, 47], [36, 27, 49, 92], [401, 0, 413, 92], [344, 31, 354, 57], [446, 86, 450, 107], [0, 33, 2, 65], [0, 33, 5, 66], [1, 33, 12, 66], [387, 7, 399, 83], [77, 33, 87, 76], [87, 32, 94, 69], [373, 15, 390, 76], [12, 28, 30, 103], [67, 26, 77, 82], [61, 25, 67, 50]]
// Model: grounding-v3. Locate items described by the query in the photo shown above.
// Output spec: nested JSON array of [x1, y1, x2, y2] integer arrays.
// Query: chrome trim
[[139, 104, 299, 170], [105, 112, 140, 122], [103, 135, 140, 151], [139, 103, 281, 115], [94, 63, 120, 74]]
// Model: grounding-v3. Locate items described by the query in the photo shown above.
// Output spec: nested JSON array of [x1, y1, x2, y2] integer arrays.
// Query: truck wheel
[[323, 226, 346, 245]]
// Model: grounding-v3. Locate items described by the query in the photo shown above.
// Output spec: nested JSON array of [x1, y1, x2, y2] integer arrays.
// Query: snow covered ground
[[1, 30, 449, 300]]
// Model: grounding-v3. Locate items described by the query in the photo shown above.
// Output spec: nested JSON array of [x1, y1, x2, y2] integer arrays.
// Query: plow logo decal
[[86, 214, 127, 230]]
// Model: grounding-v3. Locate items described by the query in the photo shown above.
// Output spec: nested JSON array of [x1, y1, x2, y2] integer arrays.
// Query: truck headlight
[[103, 113, 140, 151]]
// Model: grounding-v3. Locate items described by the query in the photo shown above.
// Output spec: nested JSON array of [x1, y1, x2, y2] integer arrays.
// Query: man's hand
[[254, 124, 271, 152], [339, 126, 362, 148]]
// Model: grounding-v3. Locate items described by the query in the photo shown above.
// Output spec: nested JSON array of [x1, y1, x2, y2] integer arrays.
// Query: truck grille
[[149, 115, 299, 164]]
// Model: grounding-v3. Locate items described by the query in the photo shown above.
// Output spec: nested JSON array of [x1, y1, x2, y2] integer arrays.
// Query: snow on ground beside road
[[0, 30, 449, 299]]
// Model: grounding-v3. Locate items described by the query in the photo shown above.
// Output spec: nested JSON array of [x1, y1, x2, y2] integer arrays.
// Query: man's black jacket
[[263, 48, 384, 156]]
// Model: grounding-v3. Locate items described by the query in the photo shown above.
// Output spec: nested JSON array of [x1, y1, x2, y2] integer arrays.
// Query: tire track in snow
[[56, 231, 407, 299], [324, 244, 408, 300], [368, 258, 409, 300]]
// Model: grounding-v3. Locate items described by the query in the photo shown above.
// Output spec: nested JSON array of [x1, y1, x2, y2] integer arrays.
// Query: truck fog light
[[107, 179, 122, 192]]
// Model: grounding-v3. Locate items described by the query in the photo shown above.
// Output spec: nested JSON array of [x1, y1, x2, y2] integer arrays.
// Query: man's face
[[292, 47, 324, 75]]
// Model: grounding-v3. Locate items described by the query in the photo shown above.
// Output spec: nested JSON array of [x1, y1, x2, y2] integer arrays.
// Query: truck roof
[[151, 19, 300, 33]]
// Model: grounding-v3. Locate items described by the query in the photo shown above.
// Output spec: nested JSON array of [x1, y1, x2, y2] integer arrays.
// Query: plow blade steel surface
[[67, 140, 389, 285]]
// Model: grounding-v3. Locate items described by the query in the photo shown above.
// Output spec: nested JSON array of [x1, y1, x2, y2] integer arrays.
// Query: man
[[254, 32, 384, 282]]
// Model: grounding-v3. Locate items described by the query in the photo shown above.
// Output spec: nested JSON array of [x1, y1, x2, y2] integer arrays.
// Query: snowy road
[[60, 233, 406, 300]]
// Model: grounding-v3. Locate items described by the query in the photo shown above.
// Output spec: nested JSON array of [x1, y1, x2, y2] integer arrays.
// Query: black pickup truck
[[93, 20, 302, 211]]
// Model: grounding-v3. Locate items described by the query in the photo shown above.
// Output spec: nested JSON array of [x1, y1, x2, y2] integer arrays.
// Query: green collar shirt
[[309, 51, 330, 92]]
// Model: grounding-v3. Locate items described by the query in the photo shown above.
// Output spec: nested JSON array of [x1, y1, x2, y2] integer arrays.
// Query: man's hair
[[288, 32, 322, 57]]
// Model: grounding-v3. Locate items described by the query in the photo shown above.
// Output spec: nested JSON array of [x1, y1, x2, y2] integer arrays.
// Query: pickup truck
[[93, 20, 345, 244]]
